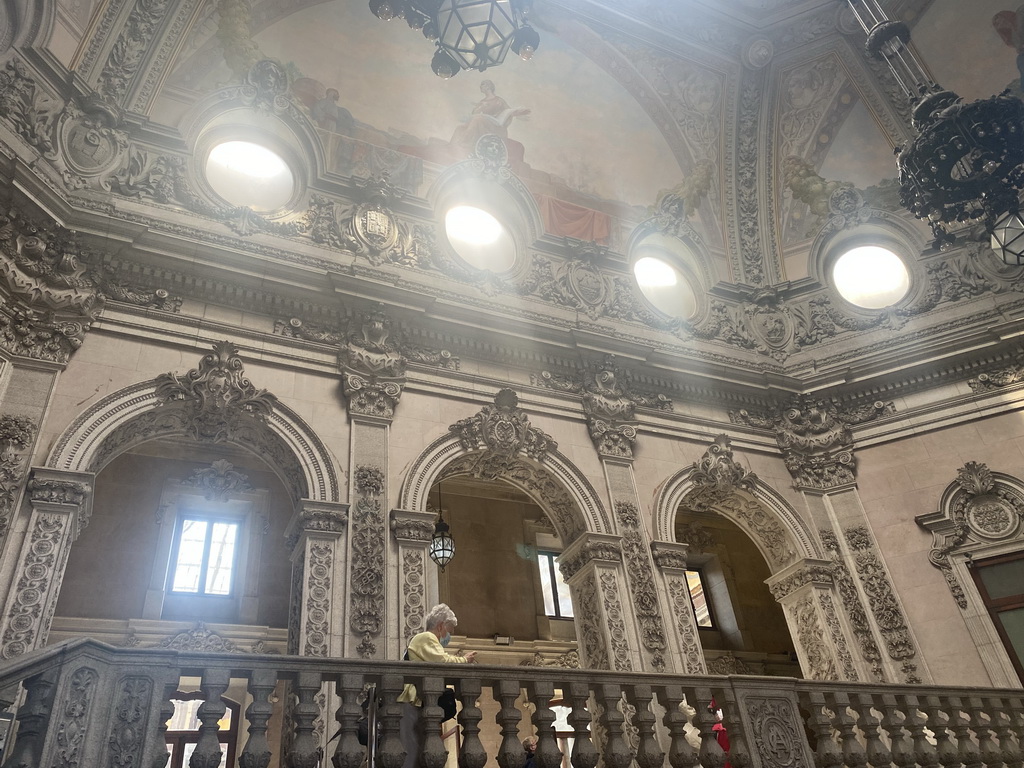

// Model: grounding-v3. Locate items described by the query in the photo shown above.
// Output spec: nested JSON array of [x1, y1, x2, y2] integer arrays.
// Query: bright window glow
[[685, 569, 713, 628], [832, 245, 910, 309], [634, 256, 678, 287], [170, 516, 239, 596], [444, 204, 515, 271], [537, 551, 574, 618], [632, 249, 698, 320], [445, 205, 503, 245], [205, 141, 294, 211]]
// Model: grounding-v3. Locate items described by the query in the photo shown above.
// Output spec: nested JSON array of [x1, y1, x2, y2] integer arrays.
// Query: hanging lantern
[[991, 209, 1024, 267], [429, 482, 456, 570]]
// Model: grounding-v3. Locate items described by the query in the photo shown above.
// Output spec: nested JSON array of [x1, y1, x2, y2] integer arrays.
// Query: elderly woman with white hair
[[398, 603, 477, 768]]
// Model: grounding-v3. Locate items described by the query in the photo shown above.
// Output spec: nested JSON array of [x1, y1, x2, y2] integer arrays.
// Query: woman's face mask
[[440, 633, 452, 648]]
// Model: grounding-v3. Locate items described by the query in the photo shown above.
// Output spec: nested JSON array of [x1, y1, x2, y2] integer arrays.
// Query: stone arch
[[46, 344, 340, 503], [399, 431, 609, 544], [653, 465, 819, 571]]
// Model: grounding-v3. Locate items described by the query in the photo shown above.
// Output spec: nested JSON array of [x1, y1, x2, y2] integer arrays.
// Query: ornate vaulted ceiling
[[1, 0, 1022, 403]]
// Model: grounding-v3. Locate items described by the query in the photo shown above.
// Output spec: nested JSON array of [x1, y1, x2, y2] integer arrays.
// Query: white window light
[[831, 245, 911, 309], [444, 204, 516, 271], [537, 550, 574, 618], [632, 252, 698, 320], [205, 140, 295, 211], [170, 516, 240, 596]]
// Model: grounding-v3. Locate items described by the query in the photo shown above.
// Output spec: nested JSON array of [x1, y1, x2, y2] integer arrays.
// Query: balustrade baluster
[[923, 695, 961, 768], [1, 669, 57, 768], [190, 668, 229, 768], [695, 686, 727, 768], [457, 675, 487, 768], [718, 686, 751, 768], [1010, 698, 1024, 768], [419, 675, 448, 768], [878, 694, 914, 768], [802, 691, 842, 768], [238, 669, 276, 768], [627, 684, 664, 768], [527, 679, 562, 768], [597, 683, 634, 768], [900, 695, 940, 768], [150, 680, 178, 768], [331, 673, 367, 768], [377, 674, 407, 768], [966, 697, 1001, 768], [990, 696, 1023, 768], [494, 678, 524, 768], [853, 693, 891, 768], [659, 685, 698, 768], [566, 680, 599, 768], [946, 697, 981, 768], [286, 670, 322, 768], [827, 692, 867, 768]]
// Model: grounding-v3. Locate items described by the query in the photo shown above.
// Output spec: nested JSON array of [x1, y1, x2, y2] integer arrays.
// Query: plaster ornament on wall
[[731, 397, 894, 490], [573, 573, 609, 670], [106, 675, 154, 768], [51, 666, 98, 767], [183, 459, 252, 501], [401, 549, 425, 647], [684, 434, 758, 511], [239, 59, 292, 115], [350, 465, 386, 658], [918, 461, 1024, 611], [0, 414, 36, 539], [558, 540, 622, 582], [1, 513, 64, 659], [614, 501, 668, 671], [338, 175, 408, 266], [768, 562, 836, 602], [674, 521, 716, 554], [96, 0, 174, 103], [154, 340, 277, 443], [0, 58, 61, 155], [449, 389, 556, 461], [844, 525, 920, 684], [57, 94, 129, 182], [303, 542, 333, 658], [666, 577, 706, 674], [968, 348, 1024, 392], [341, 306, 407, 420], [820, 529, 886, 682], [706, 652, 753, 675]]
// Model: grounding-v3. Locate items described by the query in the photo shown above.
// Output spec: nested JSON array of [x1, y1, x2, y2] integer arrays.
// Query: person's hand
[[464, 650, 478, 663]]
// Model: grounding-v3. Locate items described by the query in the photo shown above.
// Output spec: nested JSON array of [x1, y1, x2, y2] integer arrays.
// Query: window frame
[[167, 513, 243, 599], [684, 568, 716, 630], [537, 550, 574, 620], [969, 551, 1024, 683]]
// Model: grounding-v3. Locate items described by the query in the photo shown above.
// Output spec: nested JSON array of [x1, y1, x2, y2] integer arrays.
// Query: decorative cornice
[[650, 541, 689, 571], [558, 535, 623, 581], [389, 510, 434, 543], [767, 560, 835, 601]]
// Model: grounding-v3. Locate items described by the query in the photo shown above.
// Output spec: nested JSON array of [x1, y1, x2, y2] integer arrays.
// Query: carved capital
[[767, 558, 835, 601], [558, 533, 622, 581], [27, 474, 90, 507], [390, 509, 435, 543], [650, 541, 690, 571]]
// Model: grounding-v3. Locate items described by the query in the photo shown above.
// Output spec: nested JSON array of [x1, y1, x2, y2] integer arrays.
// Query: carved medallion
[[353, 204, 399, 253], [966, 495, 1019, 539], [748, 306, 793, 350]]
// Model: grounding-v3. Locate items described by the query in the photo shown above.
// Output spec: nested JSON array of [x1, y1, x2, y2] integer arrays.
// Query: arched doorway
[[50, 437, 293, 651]]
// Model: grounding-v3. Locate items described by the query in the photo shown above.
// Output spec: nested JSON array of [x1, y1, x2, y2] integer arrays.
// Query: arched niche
[[46, 343, 340, 504]]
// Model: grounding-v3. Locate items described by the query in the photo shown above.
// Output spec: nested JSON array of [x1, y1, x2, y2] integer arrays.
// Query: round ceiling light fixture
[[205, 140, 295, 211], [444, 204, 516, 271], [831, 245, 911, 309]]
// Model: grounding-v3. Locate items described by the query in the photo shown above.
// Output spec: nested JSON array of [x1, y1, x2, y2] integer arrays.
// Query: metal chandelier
[[369, 0, 540, 78], [842, 0, 1024, 265]]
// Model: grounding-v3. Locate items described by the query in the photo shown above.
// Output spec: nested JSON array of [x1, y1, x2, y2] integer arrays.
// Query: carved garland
[[402, 549, 426, 648], [599, 571, 634, 672], [820, 530, 885, 682], [1, 513, 65, 659], [303, 543, 333, 658], [844, 526, 920, 684], [573, 573, 608, 670], [350, 466, 386, 658], [614, 501, 667, 671]]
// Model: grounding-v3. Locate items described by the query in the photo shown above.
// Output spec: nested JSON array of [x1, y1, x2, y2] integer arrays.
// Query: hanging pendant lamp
[[429, 481, 456, 570]]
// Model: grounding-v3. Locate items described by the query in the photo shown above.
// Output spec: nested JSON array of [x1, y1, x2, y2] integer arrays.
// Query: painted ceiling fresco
[[166, 0, 695, 249]]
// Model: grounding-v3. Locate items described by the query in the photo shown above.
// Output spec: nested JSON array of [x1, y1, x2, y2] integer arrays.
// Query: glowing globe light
[[205, 141, 294, 211], [832, 245, 910, 309], [445, 205, 503, 245]]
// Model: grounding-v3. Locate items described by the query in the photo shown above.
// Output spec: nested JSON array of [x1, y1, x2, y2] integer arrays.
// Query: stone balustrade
[[0, 638, 1021, 768]]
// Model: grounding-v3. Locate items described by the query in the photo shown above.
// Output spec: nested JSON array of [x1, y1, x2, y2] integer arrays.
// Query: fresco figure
[[450, 80, 530, 155], [993, 5, 1024, 83], [292, 80, 356, 135]]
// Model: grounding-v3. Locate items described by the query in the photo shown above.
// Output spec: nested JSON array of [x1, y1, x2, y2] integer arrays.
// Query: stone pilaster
[[558, 532, 641, 672], [389, 509, 435, 651], [649, 541, 707, 674], [286, 500, 349, 658], [0, 467, 93, 658], [767, 558, 859, 682]]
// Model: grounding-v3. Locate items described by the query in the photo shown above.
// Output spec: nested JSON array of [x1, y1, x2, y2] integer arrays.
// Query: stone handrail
[[0, 639, 1021, 768]]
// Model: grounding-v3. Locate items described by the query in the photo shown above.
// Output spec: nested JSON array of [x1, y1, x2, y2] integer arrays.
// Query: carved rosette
[[303, 543, 333, 657], [340, 307, 407, 420], [844, 526, 920, 683], [350, 466, 386, 658], [614, 501, 668, 671]]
